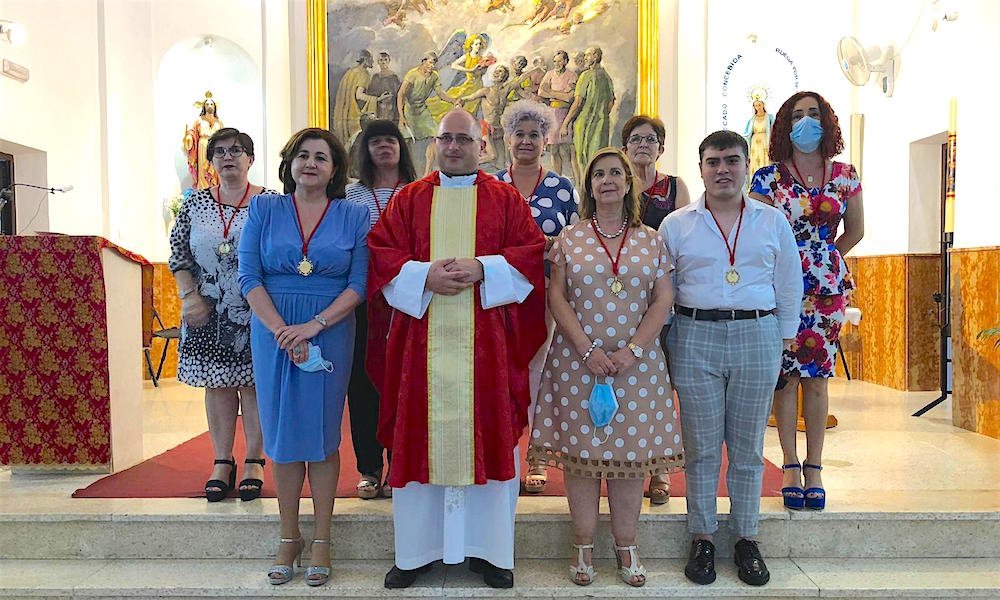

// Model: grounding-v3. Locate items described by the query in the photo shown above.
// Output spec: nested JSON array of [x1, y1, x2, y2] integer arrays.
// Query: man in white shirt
[[367, 109, 546, 589], [659, 130, 801, 587]]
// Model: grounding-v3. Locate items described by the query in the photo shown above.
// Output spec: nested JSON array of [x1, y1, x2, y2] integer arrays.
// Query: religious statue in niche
[[743, 87, 774, 180], [182, 91, 224, 189]]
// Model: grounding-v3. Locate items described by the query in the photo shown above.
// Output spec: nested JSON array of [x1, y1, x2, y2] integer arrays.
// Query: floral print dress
[[750, 161, 861, 377]]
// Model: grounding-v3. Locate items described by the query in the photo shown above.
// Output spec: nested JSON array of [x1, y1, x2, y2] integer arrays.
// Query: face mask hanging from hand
[[790, 115, 824, 154], [588, 377, 620, 445], [294, 343, 334, 373]]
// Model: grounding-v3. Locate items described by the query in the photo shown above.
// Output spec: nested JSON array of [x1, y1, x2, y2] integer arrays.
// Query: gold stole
[[427, 185, 477, 485]]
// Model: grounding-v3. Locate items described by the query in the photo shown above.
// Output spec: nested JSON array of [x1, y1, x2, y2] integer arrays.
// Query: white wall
[[853, 0, 999, 252], [0, 0, 294, 261], [0, 0, 104, 235]]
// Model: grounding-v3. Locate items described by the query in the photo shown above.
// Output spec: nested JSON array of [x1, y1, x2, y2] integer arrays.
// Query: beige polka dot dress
[[529, 222, 685, 479]]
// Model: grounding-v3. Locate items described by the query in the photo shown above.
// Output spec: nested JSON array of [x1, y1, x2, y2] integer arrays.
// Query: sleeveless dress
[[750, 161, 862, 378]]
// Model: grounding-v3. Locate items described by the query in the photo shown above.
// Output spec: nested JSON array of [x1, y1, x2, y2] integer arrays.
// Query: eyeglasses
[[627, 134, 659, 145], [212, 146, 246, 158], [434, 134, 478, 146]]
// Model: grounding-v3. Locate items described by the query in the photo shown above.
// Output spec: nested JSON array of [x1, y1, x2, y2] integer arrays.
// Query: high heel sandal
[[615, 544, 647, 587], [204, 457, 235, 502], [305, 539, 331, 586], [268, 537, 303, 585], [523, 461, 547, 494], [781, 462, 805, 510], [803, 463, 826, 510], [568, 543, 595, 586], [238, 458, 265, 502], [356, 473, 382, 500], [648, 474, 670, 505]]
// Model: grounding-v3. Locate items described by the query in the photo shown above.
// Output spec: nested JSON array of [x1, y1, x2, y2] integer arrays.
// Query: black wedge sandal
[[239, 458, 266, 502], [205, 457, 236, 502]]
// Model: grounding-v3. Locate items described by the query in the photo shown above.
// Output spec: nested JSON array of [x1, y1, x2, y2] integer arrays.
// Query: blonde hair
[[578, 147, 643, 227]]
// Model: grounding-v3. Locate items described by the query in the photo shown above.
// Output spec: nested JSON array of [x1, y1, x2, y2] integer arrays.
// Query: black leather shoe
[[468, 557, 514, 588], [684, 539, 716, 584], [384, 563, 432, 589], [734, 539, 770, 586]]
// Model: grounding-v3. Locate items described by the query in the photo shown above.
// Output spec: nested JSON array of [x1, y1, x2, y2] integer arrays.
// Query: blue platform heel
[[781, 463, 805, 510], [803, 463, 826, 510]]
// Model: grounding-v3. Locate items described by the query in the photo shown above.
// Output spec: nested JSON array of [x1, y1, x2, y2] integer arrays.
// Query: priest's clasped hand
[[426, 258, 481, 295]]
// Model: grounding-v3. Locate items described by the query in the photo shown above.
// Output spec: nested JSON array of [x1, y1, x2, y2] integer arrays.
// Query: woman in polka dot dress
[[529, 148, 684, 587], [495, 100, 579, 495]]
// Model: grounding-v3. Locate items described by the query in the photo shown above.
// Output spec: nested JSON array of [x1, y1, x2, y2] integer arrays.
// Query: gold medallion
[[610, 276, 624, 294], [725, 267, 740, 285], [297, 256, 315, 276], [218, 241, 233, 255]]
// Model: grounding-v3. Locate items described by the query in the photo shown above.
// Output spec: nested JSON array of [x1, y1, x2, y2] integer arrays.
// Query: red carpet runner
[[74, 416, 782, 499]]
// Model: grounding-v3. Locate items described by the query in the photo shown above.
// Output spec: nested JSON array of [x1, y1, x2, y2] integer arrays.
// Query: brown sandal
[[647, 474, 670, 505], [356, 474, 382, 500], [523, 463, 547, 494]]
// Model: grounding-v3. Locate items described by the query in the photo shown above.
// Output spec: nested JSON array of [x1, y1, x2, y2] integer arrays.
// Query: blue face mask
[[588, 378, 619, 444], [294, 343, 334, 373], [790, 115, 824, 154]]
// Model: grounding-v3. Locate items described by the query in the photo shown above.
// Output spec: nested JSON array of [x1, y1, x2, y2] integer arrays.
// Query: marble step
[[0, 557, 997, 599], [1, 497, 997, 561]]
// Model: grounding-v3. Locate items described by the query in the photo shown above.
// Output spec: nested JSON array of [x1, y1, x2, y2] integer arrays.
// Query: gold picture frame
[[305, 0, 659, 130]]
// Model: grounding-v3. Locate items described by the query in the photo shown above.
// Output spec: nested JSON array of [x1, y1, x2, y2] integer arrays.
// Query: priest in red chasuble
[[367, 109, 546, 589]]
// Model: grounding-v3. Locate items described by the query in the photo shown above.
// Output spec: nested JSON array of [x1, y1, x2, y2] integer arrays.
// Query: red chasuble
[[367, 170, 546, 487]]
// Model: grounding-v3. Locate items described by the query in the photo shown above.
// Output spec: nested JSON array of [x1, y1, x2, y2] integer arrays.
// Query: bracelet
[[313, 314, 328, 328], [581, 339, 600, 362], [177, 286, 197, 299]]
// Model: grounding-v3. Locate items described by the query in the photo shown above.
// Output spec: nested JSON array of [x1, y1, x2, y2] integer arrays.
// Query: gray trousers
[[666, 313, 782, 538]]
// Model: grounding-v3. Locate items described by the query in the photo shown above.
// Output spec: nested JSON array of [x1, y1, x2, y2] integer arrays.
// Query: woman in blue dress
[[238, 128, 369, 587], [494, 100, 578, 494]]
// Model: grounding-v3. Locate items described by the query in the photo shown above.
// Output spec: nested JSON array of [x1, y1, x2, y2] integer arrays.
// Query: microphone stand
[[0, 183, 73, 234]]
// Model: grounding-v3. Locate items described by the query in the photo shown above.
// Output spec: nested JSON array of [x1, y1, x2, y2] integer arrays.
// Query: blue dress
[[237, 194, 369, 463]]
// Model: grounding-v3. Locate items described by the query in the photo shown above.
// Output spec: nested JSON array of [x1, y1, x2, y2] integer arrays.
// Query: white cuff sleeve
[[383, 260, 434, 318], [479, 255, 533, 309]]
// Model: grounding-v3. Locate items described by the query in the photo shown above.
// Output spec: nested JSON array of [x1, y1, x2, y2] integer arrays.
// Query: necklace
[[291, 194, 333, 276], [590, 218, 631, 294], [706, 198, 746, 285], [508, 164, 544, 203], [369, 179, 401, 216], [790, 158, 827, 189], [211, 182, 251, 255], [592, 214, 628, 238]]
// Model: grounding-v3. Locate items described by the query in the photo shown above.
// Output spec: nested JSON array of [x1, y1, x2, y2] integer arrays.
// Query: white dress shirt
[[382, 172, 533, 318], [658, 194, 802, 339]]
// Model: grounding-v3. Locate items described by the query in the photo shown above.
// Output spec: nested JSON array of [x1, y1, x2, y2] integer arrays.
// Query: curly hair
[[578, 147, 643, 227], [769, 91, 844, 161], [501, 100, 554, 138], [278, 128, 349, 198]]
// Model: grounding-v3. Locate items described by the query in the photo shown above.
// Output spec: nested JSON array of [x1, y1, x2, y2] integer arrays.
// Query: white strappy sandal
[[267, 537, 303, 585], [615, 544, 647, 587], [568, 543, 595, 586]]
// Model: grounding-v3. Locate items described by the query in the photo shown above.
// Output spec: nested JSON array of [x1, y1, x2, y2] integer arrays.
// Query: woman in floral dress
[[749, 91, 865, 511]]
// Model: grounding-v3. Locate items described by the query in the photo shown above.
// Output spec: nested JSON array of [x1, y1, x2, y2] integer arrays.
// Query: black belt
[[675, 305, 774, 321]]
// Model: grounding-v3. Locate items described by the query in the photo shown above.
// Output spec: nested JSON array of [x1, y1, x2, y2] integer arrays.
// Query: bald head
[[436, 109, 483, 176]]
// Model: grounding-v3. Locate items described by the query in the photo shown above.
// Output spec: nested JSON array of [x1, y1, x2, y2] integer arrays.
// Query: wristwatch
[[627, 342, 644, 359], [313, 314, 328, 328]]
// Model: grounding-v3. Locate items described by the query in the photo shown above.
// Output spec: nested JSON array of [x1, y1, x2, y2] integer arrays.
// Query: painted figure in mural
[[368, 51, 402, 125], [743, 98, 775, 182], [561, 46, 615, 179], [461, 64, 537, 170], [538, 49, 578, 182], [183, 91, 224, 189], [333, 50, 391, 145], [571, 50, 586, 74], [427, 32, 494, 121], [527, 55, 547, 102], [397, 51, 460, 175]]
